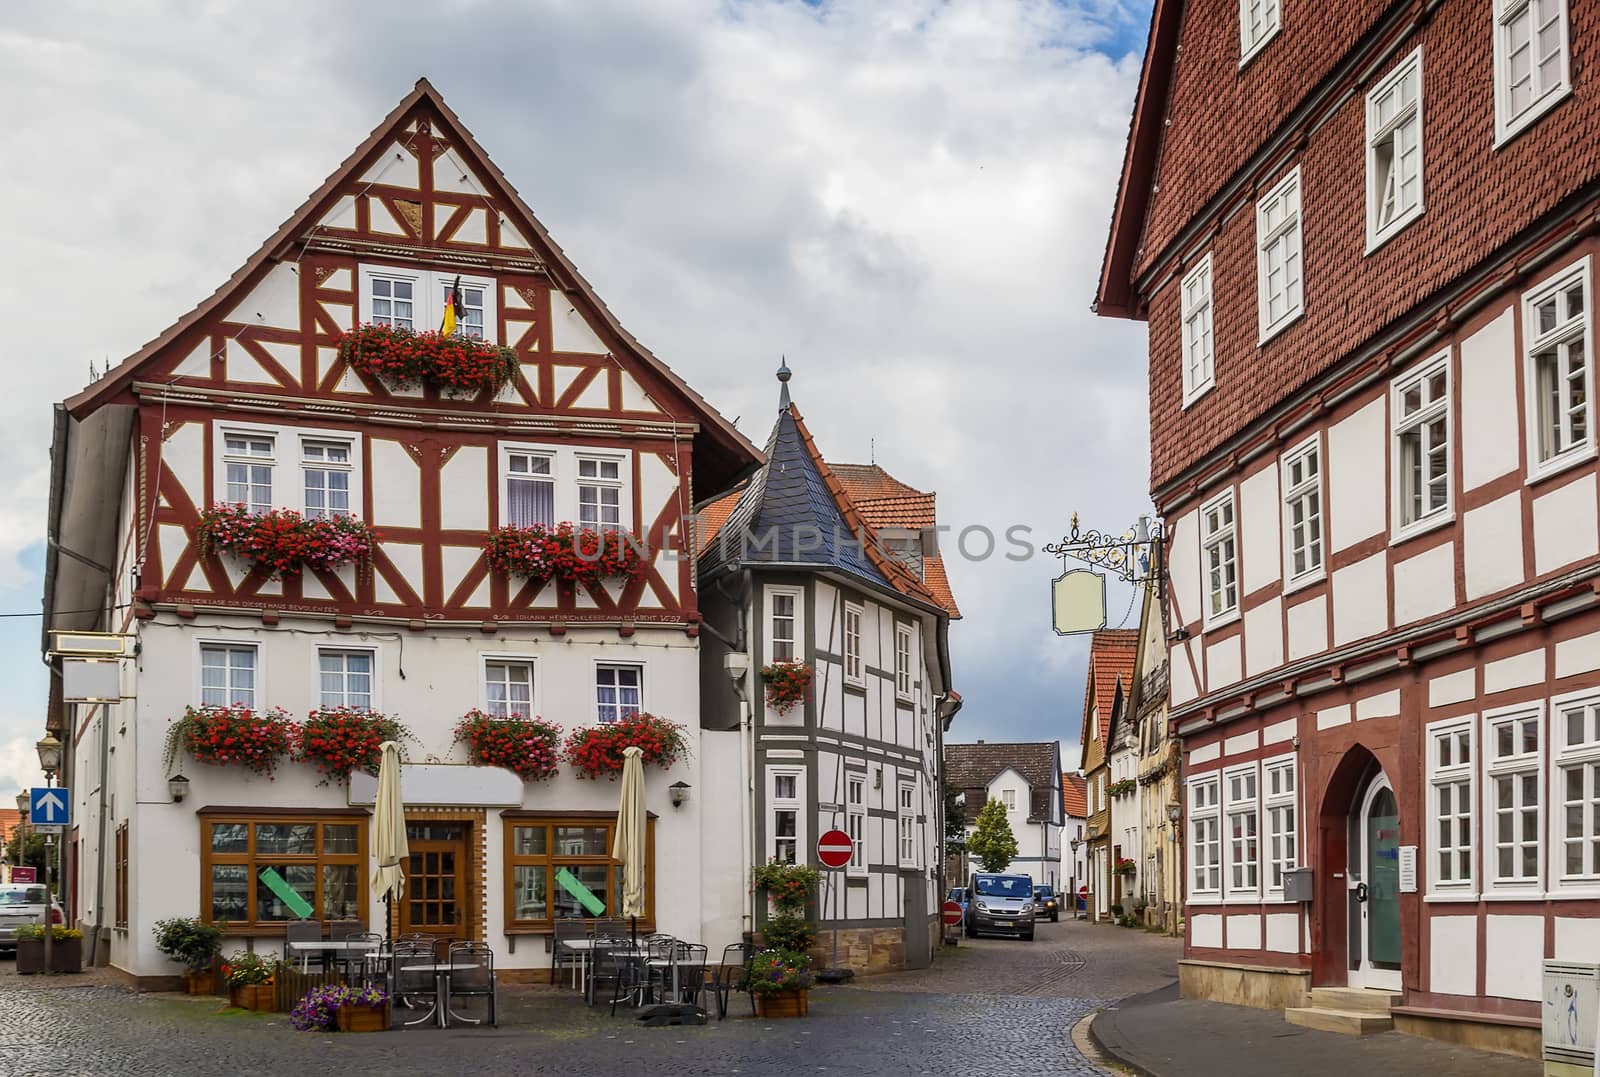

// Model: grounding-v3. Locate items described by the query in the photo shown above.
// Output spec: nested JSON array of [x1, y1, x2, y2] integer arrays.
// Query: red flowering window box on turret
[[483, 524, 648, 586], [760, 662, 813, 714], [336, 324, 520, 394], [196, 505, 379, 580], [294, 708, 411, 786], [453, 710, 563, 783], [564, 713, 687, 780], [163, 705, 297, 779]]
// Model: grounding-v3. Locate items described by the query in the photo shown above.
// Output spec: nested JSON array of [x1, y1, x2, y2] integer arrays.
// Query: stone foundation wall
[[1391, 1012, 1541, 1060], [1178, 959, 1311, 1010], [808, 925, 908, 974]]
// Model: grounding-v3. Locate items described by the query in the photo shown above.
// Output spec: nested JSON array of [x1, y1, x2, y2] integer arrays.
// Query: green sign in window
[[258, 867, 315, 920], [555, 867, 606, 916]]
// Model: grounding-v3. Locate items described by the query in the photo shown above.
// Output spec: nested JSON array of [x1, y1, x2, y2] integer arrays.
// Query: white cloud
[[0, 0, 1152, 753]]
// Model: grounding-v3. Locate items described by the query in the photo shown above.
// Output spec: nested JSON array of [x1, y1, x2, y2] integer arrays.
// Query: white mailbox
[[1542, 961, 1599, 1071]]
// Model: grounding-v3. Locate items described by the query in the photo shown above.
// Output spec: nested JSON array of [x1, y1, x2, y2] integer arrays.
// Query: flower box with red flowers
[[483, 523, 648, 586], [336, 323, 520, 395], [294, 708, 410, 786], [564, 713, 687, 781], [453, 710, 563, 783], [760, 662, 813, 714], [162, 705, 297, 778], [1113, 857, 1138, 876], [196, 504, 379, 580]]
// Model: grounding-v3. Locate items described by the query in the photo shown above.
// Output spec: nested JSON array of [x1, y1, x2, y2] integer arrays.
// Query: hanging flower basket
[[1108, 778, 1137, 798], [336, 323, 520, 394], [760, 662, 813, 714], [564, 713, 687, 780], [453, 710, 563, 782], [483, 523, 648, 586], [1113, 857, 1138, 877], [294, 708, 411, 786], [196, 504, 379, 580], [162, 705, 297, 778]]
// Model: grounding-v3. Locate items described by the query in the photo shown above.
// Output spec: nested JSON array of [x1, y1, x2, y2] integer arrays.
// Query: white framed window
[[1523, 260, 1594, 479], [898, 780, 918, 867], [504, 448, 556, 528], [595, 663, 642, 725], [1493, 0, 1571, 146], [1281, 437, 1324, 588], [1201, 490, 1239, 627], [1255, 168, 1304, 342], [1001, 789, 1016, 810], [302, 439, 354, 519], [223, 433, 274, 513], [843, 603, 864, 687], [199, 642, 258, 708], [358, 264, 497, 343], [766, 587, 804, 667], [483, 657, 536, 719], [1263, 756, 1297, 895], [1238, 0, 1280, 64], [846, 775, 867, 877], [1366, 49, 1424, 250], [1188, 775, 1222, 900], [1484, 703, 1543, 894], [317, 648, 374, 710], [577, 456, 624, 532], [1180, 255, 1216, 406], [1224, 764, 1260, 898], [1427, 714, 1476, 896], [894, 623, 914, 701], [769, 768, 805, 865], [1551, 690, 1600, 893], [1393, 353, 1452, 536]]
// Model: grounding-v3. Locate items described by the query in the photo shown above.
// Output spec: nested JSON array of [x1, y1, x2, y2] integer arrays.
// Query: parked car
[[0, 884, 64, 953], [965, 872, 1035, 940], [946, 885, 969, 920], [1033, 884, 1061, 922]]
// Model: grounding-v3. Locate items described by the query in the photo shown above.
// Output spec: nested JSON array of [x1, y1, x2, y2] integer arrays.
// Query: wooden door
[[401, 821, 470, 952]]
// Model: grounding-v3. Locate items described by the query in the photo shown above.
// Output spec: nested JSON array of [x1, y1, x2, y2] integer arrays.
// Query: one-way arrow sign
[[30, 787, 69, 826]]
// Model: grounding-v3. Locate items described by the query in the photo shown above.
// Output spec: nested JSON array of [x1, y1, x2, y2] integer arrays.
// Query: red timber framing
[[69, 80, 759, 629]]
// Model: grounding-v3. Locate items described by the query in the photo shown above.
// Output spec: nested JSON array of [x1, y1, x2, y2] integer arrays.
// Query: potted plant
[[748, 948, 816, 1018], [153, 916, 226, 993], [163, 704, 297, 779], [453, 710, 563, 781], [751, 859, 820, 963], [196, 504, 379, 580], [14, 923, 45, 975], [48, 926, 83, 973], [1113, 856, 1138, 877], [222, 950, 276, 1011], [290, 983, 390, 1033], [759, 662, 813, 714], [564, 713, 688, 780], [294, 707, 410, 785]]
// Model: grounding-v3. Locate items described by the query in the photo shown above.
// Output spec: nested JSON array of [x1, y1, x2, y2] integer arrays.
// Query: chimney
[[976, 739, 985, 744]]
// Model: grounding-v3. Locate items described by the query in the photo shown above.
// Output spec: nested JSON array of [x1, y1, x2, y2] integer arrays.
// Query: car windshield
[[0, 887, 46, 906], [1035, 887, 1055, 897], [974, 875, 1031, 898]]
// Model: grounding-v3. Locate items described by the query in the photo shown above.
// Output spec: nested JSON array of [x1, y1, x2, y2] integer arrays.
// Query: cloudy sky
[[0, 0, 1153, 798]]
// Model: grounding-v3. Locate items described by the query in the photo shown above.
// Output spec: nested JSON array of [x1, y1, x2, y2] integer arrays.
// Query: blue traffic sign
[[29, 787, 69, 826]]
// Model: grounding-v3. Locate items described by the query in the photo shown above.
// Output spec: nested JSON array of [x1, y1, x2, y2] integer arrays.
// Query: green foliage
[[5, 832, 49, 872], [750, 860, 820, 916], [943, 781, 967, 855], [14, 924, 79, 942], [966, 798, 1019, 872], [153, 917, 226, 969], [761, 915, 817, 953]]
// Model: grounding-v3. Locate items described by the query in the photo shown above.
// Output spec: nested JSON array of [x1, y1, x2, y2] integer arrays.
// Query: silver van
[[964, 872, 1036, 940]]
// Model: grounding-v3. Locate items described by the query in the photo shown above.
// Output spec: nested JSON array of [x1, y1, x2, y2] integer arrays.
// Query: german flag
[[441, 275, 463, 336]]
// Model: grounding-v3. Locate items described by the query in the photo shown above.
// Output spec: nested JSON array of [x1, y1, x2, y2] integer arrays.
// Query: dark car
[[946, 885, 969, 919], [1033, 884, 1061, 922], [965, 872, 1036, 940]]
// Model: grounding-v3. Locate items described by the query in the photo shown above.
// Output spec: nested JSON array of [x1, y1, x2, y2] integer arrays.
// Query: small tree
[[967, 798, 1019, 872], [943, 781, 967, 858]]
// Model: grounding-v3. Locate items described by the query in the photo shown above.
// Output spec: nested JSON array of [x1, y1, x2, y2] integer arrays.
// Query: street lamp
[[35, 735, 62, 783], [33, 735, 63, 976]]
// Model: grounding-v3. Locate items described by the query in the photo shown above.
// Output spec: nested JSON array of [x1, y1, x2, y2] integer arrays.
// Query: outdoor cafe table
[[285, 939, 380, 974], [561, 939, 646, 1002]]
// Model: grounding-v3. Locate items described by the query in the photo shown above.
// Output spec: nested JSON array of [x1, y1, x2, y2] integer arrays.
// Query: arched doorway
[[1347, 770, 1401, 990]]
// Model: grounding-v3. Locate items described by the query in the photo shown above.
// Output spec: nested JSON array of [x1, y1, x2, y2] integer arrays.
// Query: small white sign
[[31, 825, 63, 837], [348, 763, 525, 807], [1398, 845, 1417, 893]]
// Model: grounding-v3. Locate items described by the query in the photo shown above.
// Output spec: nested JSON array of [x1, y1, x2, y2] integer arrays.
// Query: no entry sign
[[941, 900, 964, 926], [816, 829, 854, 869]]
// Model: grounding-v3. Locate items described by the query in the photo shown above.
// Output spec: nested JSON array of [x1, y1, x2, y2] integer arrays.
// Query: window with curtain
[[200, 815, 366, 928], [502, 814, 654, 930], [302, 440, 353, 519], [505, 451, 555, 528], [200, 644, 257, 708], [318, 649, 373, 710], [595, 664, 642, 724], [223, 434, 274, 512], [485, 659, 534, 718]]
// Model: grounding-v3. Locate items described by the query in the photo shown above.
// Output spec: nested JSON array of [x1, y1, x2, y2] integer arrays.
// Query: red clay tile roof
[[830, 463, 926, 503], [696, 487, 743, 549], [922, 555, 961, 619], [1086, 630, 1139, 742], [945, 741, 1061, 823], [1062, 772, 1087, 818]]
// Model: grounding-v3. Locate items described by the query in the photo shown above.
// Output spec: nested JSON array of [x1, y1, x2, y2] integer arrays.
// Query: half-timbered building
[[697, 368, 962, 973], [42, 79, 761, 983], [1099, 0, 1600, 1058]]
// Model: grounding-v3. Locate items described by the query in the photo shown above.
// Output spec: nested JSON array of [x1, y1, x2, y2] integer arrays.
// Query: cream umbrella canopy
[[612, 746, 648, 929], [371, 740, 409, 942]]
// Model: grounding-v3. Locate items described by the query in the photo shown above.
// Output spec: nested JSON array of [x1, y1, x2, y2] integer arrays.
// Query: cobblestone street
[[0, 920, 1180, 1076]]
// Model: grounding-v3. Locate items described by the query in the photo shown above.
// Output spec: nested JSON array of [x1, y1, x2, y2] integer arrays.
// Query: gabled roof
[[63, 78, 760, 489], [1062, 773, 1087, 819], [1081, 629, 1138, 746], [945, 741, 1062, 824]]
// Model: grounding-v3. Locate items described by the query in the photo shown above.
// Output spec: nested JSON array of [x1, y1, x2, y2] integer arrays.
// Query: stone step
[[1308, 987, 1403, 1014], [1284, 1006, 1395, 1035]]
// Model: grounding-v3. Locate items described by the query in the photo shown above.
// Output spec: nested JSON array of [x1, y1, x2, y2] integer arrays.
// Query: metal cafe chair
[[669, 942, 709, 1006], [393, 943, 441, 1028], [709, 942, 755, 1020], [551, 918, 587, 989], [342, 931, 384, 986], [593, 938, 647, 1016], [445, 941, 498, 1027], [285, 920, 325, 973]]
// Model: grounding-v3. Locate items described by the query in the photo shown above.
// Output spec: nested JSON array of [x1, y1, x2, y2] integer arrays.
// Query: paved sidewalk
[[1091, 984, 1540, 1077]]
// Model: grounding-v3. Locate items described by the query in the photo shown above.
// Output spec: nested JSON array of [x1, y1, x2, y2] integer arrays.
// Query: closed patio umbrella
[[371, 740, 408, 946], [612, 745, 648, 935]]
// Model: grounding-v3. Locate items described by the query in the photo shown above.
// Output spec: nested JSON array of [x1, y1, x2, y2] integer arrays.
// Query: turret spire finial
[[777, 356, 792, 410]]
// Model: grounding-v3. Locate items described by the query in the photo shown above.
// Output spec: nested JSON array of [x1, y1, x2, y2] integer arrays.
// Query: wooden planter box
[[15, 939, 44, 975], [755, 989, 809, 1018], [185, 968, 216, 995], [230, 983, 276, 1011], [336, 1004, 390, 1032], [50, 937, 82, 973]]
